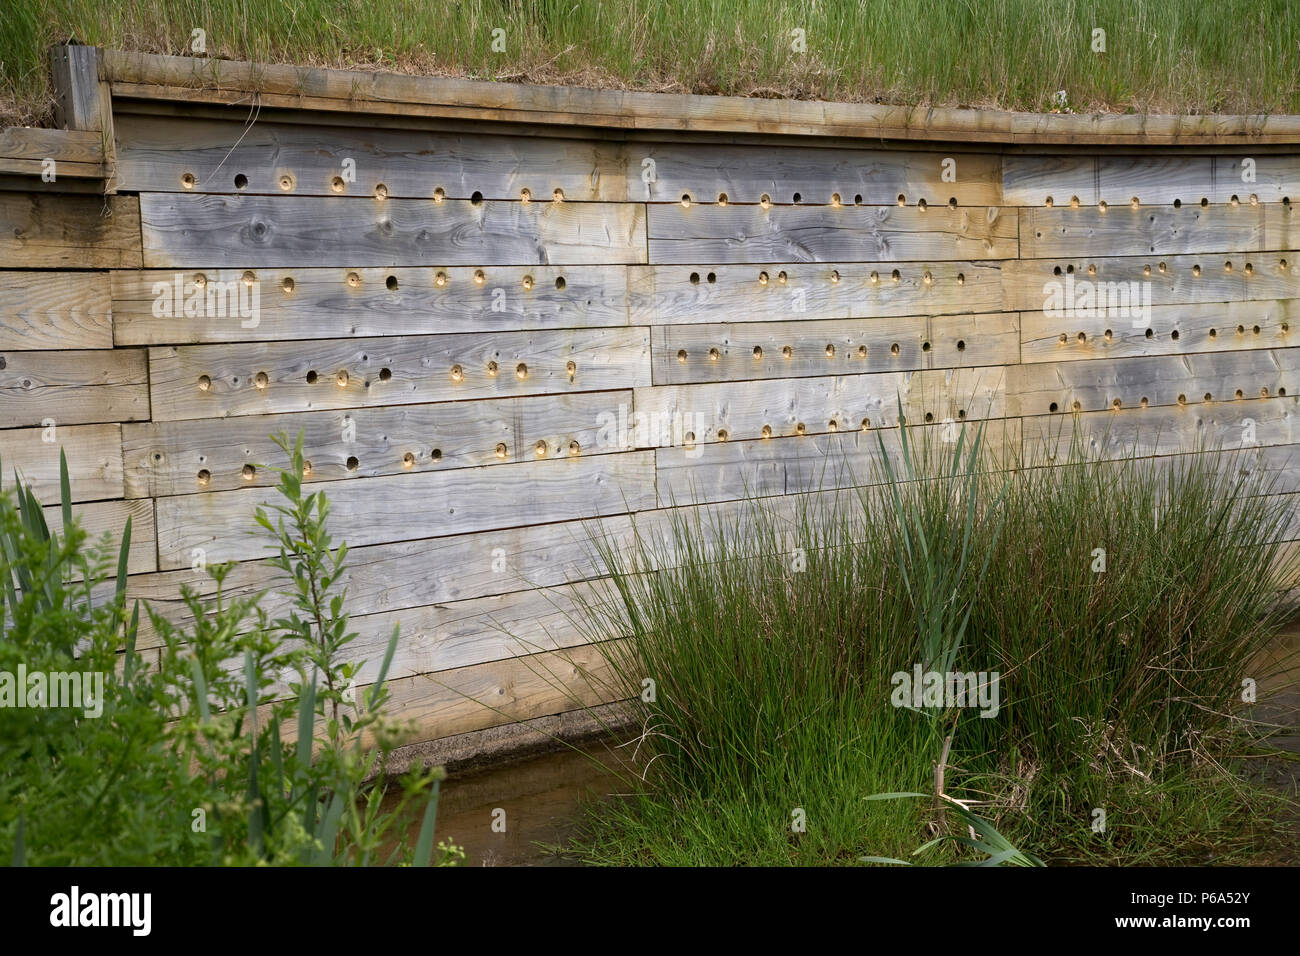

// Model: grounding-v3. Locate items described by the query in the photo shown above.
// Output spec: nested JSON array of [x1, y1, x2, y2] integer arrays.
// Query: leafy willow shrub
[[1, 437, 461, 866]]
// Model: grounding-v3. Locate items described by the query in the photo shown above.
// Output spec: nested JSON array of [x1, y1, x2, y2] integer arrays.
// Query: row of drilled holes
[[195, 361, 580, 393], [196, 439, 586, 486], [1045, 196, 1291, 209], [1054, 258, 1290, 279], [1047, 387, 1287, 415], [691, 269, 965, 287], [676, 339, 966, 364], [182, 172, 566, 205], [1059, 323, 1287, 345], [195, 272, 569, 294]]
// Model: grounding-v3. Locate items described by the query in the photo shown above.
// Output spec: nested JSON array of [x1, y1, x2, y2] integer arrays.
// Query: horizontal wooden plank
[[343, 582, 606, 686], [355, 640, 623, 748], [0, 193, 141, 268], [630, 259, 1004, 325], [1002, 254, 1300, 311], [138, 194, 647, 268], [1021, 300, 1298, 364], [650, 312, 1017, 385], [647, 203, 1017, 263], [1004, 154, 1300, 207], [635, 367, 1007, 447], [146, 327, 650, 422], [0, 128, 103, 178], [0, 423, 123, 503], [1021, 396, 1300, 464], [1020, 204, 1265, 258], [113, 114, 627, 200], [654, 419, 1021, 505], [153, 450, 657, 568], [101, 50, 1300, 146], [111, 265, 629, 344], [43, 497, 156, 575], [631, 143, 1001, 206], [123, 390, 632, 497], [1265, 201, 1300, 250], [0, 271, 113, 350], [1006, 348, 1300, 417], [0, 348, 148, 427]]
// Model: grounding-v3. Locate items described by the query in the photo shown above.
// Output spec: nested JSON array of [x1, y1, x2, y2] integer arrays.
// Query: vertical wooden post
[[48, 44, 116, 192]]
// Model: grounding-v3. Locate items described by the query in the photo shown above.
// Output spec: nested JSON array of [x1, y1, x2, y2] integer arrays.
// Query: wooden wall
[[4, 74, 1300, 749]]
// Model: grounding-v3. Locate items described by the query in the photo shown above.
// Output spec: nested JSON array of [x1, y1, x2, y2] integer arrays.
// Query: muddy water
[[416, 737, 635, 866]]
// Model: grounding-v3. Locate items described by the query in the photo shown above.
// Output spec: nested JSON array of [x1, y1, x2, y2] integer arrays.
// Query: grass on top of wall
[[556, 420, 1299, 866], [3, 0, 1300, 125]]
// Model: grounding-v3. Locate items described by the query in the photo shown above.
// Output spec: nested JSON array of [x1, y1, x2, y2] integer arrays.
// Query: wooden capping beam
[[45, 44, 115, 190], [99, 48, 1300, 147]]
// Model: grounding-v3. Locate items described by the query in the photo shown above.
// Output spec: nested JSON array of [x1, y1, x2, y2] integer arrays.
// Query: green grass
[[556, 421, 1299, 866], [3, 0, 1299, 125]]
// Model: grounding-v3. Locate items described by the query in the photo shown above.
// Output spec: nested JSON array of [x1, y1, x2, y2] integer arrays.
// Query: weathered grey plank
[[650, 311, 1017, 385], [113, 114, 627, 199], [0, 271, 113, 350], [1021, 300, 1298, 364], [355, 641, 622, 748], [1006, 348, 1300, 417], [0, 349, 149, 427], [655, 419, 1021, 505], [139, 194, 648, 268], [1021, 396, 1300, 464], [153, 450, 657, 568], [0, 194, 141, 268], [1002, 254, 1300, 311], [0, 127, 103, 178], [1020, 204, 1265, 258], [111, 265, 629, 344], [146, 327, 651, 422], [123, 390, 632, 497], [630, 259, 1004, 325], [0, 423, 123, 502], [43, 497, 156, 575], [634, 367, 1007, 446], [631, 142, 1001, 205], [646, 204, 1018, 263]]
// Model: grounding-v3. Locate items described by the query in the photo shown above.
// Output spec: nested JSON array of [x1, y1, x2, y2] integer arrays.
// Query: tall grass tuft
[[564, 417, 1297, 865]]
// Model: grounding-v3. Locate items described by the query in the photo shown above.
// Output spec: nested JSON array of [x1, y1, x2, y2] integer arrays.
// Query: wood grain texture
[[631, 260, 1004, 325], [655, 419, 1021, 505], [635, 367, 1007, 447], [1020, 204, 1265, 258], [630, 142, 1001, 205], [0, 423, 123, 503], [0, 194, 141, 268], [43, 497, 156, 575], [0, 271, 113, 350], [139, 193, 647, 268], [0, 349, 148, 427], [146, 328, 650, 421], [647, 203, 1017, 263], [1003, 254, 1300, 311], [123, 390, 632, 496], [650, 312, 1018, 385], [1020, 300, 1298, 364], [112, 265, 629, 344], [0, 127, 103, 177], [1006, 348, 1300, 417], [1020, 396, 1300, 464], [101, 50, 1300, 146], [153, 450, 657, 568], [1004, 154, 1300, 207], [113, 114, 627, 199], [354, 641, 623, 748]]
